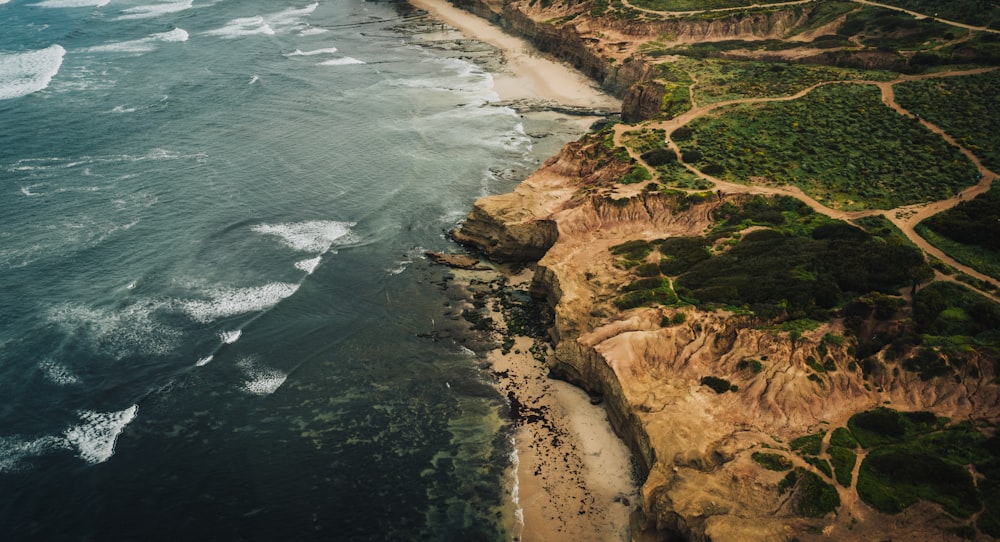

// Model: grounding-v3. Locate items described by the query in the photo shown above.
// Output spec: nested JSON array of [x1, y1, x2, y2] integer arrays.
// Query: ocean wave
[[81, 28, 189, 54], [29, 0, 109, 7], [295, 256, 322, 274], [0, 435, 68, 473], [63, 405, 138, 464], [177, 282, 300, 323], [38, 359, 81, 385], [285, 47, 338, 57], [297, 27, 328, 36], [204, 2, 319, 39], [203, 16, 275, 38], [251, 220, 355, 253], [219, 329, 242, 344], [238, 356, 287, 396], [112, 0, 194, 21], [47, 299, 181, 358], [0, 405, 138, 472], [318, 57, 365, 66], [0, 44, 65, 101]]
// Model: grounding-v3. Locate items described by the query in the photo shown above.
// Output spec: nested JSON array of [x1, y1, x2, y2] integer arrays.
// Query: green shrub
[[830, 427, 859, 449], [700, 375, 732, 394], [791, 432, 825, 456], [795, 471, 841, 517], [858, 449, 980, 517], [753, 451, 793, 471], [829, 446, 857, 487], [622, 164, 653, 185]]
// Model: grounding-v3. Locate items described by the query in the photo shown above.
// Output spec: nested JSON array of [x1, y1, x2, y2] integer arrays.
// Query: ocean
[[0, 0, 592, 538]]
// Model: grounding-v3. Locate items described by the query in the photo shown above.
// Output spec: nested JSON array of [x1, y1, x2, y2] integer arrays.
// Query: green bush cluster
[[791, 432, 825, 456], [896, 70, 1000, 172], [918, 187, 1000, 280], [700, 375, 734, 394], [776, 408, 1000, 536], [875, 0, 1000, 30], [828, 446, 857, 487], [837, 6, 958, 51], [795, 470, 841, 517], [913, 281, 1000, 343], [677, 84, 979, 210], [682, 58, 895, 106], [752, 451, 792, 471], [629, 0, 789, 11], [675, 223, 930, 321]]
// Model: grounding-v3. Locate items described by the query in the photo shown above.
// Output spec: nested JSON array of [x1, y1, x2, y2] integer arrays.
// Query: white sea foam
[[39, 359, 81, 385], [0, 44, 66, 100], [237, 357, 287, 396], [20, 185, 43, 196], [205, 3, 318, 38], [108, 105, 138, 114], [220, 329, 242, 344], [251, 220, 354, 253], [63, 405, 138, 464], [298, 27, 328, 36], [267, 2, 318, 26], [203, 16, 275, 38], [0, 436, 68, 473], [195, 355, 214, 367], [248, 74, 260, 85], [82, 28, 189, 54], [285, 47, 338, 57], [47, 300, 181, 358], [178, 282, 300, 323], [30, 0, 109, 7], [113, 0, 194, 21], [295, 256, 321, 274], [318, 57, 365, 66], [510, 439, 524, 537]]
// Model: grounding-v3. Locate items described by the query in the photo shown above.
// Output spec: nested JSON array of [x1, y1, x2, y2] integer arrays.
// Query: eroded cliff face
[[453, 139, 1000, 540]]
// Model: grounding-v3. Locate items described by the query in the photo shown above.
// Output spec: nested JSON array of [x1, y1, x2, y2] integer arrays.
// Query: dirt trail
[[616, 0, 999, 36], [854, 0, 1000, 35], [613, 67, 1000, 297]]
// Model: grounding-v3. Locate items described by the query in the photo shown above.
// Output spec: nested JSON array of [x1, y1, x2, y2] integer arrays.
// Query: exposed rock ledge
[[454, 143, 1000, 541]]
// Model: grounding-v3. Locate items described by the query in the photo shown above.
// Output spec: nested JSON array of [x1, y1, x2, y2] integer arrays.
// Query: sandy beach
[[451, 265, 638, 542], [408, 0, 621, 110], [408, 1, 637, 538]]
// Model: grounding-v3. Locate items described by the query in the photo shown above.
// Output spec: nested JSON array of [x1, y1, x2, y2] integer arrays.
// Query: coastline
[[453, 266, 638, 542], [408, 0, 620, 110], [406, 1, 637, 539]]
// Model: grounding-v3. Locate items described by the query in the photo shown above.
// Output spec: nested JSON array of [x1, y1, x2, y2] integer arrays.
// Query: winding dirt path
[[613, 67, 1000, 298], [854, 0, 1000, 35], [618, 0, 1000, 36]]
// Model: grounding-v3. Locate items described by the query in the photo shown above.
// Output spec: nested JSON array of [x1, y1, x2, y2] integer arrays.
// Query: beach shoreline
[[408, 0, 621, 111], [453, 265, 638, 542], [405, 1, 637, 538]]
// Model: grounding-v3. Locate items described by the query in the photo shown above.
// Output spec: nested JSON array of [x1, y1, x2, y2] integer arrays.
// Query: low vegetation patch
[[677, 84, 979, 210], [752, 451, 792, 471], [896, 70, 1000, 172], [629, 0, 790, 12], [679, 59, 895, 105], [917, 186, 1000, 280], [875, 0, 1000, 30], [700, 375, 734, 394]]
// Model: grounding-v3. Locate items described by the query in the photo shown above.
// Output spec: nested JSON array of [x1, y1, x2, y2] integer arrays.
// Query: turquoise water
[[0, 0, 584, 538]]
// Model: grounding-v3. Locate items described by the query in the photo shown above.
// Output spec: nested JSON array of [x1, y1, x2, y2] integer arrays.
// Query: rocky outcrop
[[454, 138, 1000, 539], [621, 80, 667, 123], [450, 198, 558, 262]]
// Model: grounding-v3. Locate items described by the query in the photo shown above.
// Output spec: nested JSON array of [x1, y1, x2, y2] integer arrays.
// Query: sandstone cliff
[[454, 135, 1000, 540]]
